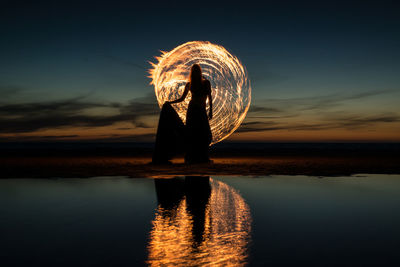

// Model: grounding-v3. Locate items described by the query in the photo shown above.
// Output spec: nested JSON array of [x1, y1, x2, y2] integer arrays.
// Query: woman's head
[[190, 64, 202, 84]]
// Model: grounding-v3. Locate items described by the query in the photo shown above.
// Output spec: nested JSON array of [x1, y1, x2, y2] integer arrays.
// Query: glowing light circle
[[149, 41, 251, 145]]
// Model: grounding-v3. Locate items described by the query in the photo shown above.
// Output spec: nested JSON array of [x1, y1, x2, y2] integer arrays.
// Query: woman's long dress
[[152, 102, 185, 163], [185, 80, 212, 163], [152, 79, 212, 164]]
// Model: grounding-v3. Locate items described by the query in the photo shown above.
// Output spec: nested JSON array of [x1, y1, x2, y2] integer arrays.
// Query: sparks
[[149, 41, 251, 145]]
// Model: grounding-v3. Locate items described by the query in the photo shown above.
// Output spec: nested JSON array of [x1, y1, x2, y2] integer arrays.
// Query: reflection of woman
[[152, 64, 213, 164], [148, 177, 252, 266]]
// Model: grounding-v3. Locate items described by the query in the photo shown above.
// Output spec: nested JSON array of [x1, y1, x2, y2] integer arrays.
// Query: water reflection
[[147, 176, 252, 266]]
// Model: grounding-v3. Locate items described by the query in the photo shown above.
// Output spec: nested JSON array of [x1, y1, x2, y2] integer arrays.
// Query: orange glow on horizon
[[1, 113, 399, 142], [229, 126, 400, 142]]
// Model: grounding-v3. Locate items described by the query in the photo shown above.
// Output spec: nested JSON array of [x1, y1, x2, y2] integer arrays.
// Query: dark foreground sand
[[1, 155, 400, 178], [1, 143, 399, 178]]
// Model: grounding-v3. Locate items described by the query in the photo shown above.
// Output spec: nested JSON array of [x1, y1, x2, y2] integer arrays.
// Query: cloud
[[236, 121, 330, 133], [248, 105, 282, 113], [0, 133, 156, 142], [0, 85, 24, 101], [328, 113, 400, 129], [256, 88, 399, 112], [2, 86, 399, 139], [237, 113, 400, 133], [96, 133, 156, 142], [0, 93, 159, 133], [236, 121, 283, 132], [299, 89, 399, 111], [236, 88, 400, 134]]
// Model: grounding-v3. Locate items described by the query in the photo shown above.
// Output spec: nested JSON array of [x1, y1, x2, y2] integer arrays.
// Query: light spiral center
[[149, 41, 251, 145]]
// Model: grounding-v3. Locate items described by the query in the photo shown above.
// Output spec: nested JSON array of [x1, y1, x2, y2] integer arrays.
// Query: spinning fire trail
[[149, 41, 251, 145]]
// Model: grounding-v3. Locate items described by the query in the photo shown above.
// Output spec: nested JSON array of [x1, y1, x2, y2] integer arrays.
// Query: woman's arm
[[168, 83, 189, 104]]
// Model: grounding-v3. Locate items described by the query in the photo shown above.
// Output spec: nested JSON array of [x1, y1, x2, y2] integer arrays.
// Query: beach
[[2, 143, 399, 178]]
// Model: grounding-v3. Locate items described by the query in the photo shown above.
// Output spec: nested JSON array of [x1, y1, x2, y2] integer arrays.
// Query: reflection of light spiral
[[149, 41, 251, 145], [147, 179, 252, 266]]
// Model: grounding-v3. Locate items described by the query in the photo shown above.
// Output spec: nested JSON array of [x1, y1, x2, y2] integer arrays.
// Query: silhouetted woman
[[152, 64, 213, 164]]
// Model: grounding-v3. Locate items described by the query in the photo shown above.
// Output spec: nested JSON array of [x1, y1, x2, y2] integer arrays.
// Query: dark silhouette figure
[[152, 64, 213, 164], [152, 102, 186, 163], [153, 176, 211, 246], [184, 176, 211, 246], [154, 177, 185, 211]]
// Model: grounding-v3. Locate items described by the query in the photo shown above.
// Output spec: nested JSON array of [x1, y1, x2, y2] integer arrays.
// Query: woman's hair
[[189, 64, 202, 88]]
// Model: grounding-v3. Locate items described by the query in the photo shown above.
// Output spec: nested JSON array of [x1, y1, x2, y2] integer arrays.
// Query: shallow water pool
[[1, 175, 399, 266]]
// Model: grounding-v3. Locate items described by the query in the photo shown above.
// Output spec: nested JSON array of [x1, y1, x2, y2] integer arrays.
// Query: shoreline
[[1, 142, 399, 178], [1, 155, 399, 178]]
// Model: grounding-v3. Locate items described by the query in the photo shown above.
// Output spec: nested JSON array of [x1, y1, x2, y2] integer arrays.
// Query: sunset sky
[[1, 0, 399, 142]]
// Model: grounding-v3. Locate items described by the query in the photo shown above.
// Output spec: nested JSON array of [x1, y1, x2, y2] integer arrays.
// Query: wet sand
[[1, 155, 399, 178], [1, 143, 399, 178]]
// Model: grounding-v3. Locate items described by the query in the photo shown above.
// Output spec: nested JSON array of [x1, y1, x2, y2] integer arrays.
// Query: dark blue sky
[[1, 0, 400, 141]]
